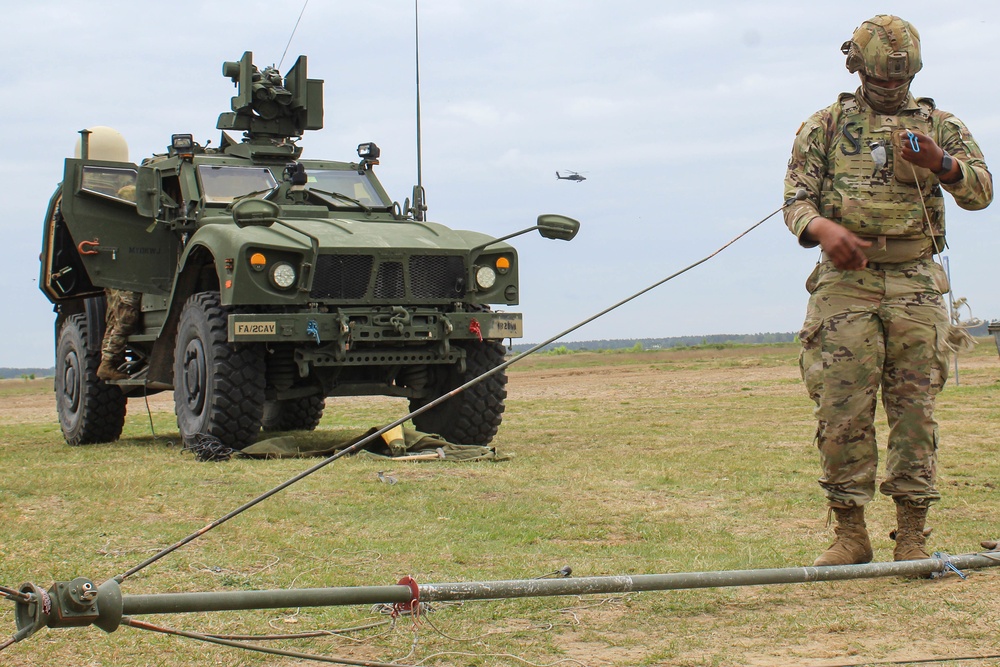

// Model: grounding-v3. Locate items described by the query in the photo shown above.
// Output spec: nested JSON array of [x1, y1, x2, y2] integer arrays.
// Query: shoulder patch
[[795, 121, 805, 136]]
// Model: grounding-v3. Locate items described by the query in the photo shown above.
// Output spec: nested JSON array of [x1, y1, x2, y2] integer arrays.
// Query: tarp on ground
[[240, 425, 508, 462]]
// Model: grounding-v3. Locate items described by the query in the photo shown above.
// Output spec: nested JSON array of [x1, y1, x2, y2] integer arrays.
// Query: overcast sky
[[3, 1, 998, 368]]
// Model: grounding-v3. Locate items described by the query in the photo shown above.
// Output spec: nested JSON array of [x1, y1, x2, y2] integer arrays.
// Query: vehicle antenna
[[414, 0, 425, 220], [278, 0, 309, 71]]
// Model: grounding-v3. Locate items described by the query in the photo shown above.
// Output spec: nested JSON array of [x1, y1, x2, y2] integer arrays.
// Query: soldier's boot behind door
[[814, 505, 873, 566]]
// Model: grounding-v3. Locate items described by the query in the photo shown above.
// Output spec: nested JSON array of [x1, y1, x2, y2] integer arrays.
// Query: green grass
[[2, 342, 1000, 666]]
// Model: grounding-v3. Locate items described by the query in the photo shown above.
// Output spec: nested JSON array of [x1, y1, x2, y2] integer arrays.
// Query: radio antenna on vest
[[278, 0, 309, 71]]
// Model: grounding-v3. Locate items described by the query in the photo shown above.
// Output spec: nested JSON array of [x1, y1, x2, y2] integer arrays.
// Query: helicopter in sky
[[556, 170, 586, 183]]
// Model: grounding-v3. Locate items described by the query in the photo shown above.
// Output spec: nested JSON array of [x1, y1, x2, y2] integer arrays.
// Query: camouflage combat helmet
[[841, 15, 922, 81]]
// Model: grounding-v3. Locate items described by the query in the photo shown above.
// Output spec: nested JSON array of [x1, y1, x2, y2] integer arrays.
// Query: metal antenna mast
[[408, 0, 427, 221], [415, 0, 423, 192]]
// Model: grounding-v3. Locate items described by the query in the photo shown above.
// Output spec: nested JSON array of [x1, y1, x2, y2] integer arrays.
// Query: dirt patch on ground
[[509, 361, 802, 401], [0, 381, 175, 425]]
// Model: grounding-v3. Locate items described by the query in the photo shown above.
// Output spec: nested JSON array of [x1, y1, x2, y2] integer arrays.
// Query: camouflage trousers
[[798, 258, 952, 508], [101, 288, 141, 363]]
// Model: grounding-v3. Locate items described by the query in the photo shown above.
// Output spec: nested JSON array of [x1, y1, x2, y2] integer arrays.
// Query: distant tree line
[[512, 332, 798, 353], [0, 368, 53, 380], [514, 322, 995, 354]]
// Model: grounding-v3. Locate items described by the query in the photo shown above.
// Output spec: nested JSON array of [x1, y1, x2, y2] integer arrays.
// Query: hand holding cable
[[898, 129, 958, 182]]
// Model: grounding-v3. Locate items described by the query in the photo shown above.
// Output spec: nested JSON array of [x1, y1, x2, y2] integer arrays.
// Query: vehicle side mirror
[[232, 198, 279, 228], [536, 214, 580, 241]]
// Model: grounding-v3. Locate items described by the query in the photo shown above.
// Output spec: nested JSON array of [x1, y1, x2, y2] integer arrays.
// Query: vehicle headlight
[[270, 262, 297, 289], [476, 266, 497, 289]]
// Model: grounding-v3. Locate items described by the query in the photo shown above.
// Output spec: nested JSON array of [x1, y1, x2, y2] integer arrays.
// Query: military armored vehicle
[[40, 52, 578, 450]]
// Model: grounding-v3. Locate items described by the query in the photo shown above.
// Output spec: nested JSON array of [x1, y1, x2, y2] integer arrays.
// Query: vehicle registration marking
[[487, 314, 523, 338], [235, 322, 276, 335]]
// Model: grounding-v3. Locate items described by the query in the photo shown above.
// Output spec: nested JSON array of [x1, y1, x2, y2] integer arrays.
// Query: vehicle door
[[56, 158, 180, 296]]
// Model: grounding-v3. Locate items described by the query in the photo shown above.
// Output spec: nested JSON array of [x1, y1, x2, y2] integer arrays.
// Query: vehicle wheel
[[55, 313, 126, 445], [410, 340, 507, 445], [261, 395, 325, 432], [173, 291, 265, 450]]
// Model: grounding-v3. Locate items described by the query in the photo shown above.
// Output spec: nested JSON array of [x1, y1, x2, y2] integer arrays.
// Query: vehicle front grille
[[374, 262, 405, 299], [410, 255, 466, 299], [310, 253, 466, 301], [310, 254, 373, 299]]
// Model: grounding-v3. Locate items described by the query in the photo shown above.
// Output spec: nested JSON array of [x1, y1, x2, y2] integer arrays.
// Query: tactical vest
[[821, 93, 945, 242]]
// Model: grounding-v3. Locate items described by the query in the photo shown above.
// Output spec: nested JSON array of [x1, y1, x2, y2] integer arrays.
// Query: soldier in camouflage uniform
[[97, 183, 141, 382], [783, 15, 993, 566], [97, 288, 141, 381]]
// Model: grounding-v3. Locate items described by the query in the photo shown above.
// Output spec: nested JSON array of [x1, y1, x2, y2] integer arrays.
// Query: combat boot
[[893, 502, 930, 561], [813, 506, 873, 566], [97, 358, 128, 382]]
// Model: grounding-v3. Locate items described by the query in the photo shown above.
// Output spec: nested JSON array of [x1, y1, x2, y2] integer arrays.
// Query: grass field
[[1, 341, 1000, 666]]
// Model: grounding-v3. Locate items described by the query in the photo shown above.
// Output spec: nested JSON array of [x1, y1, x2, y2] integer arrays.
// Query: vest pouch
[[819, 187, 841, 221], [891, 129, 933, 187]]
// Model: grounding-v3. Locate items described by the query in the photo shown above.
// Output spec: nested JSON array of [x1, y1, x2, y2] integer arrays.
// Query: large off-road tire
[[410, 340, 507, 445], [261, 395, 325, 432], [55, 313, 127, 446], [173, 291, 265, 450]]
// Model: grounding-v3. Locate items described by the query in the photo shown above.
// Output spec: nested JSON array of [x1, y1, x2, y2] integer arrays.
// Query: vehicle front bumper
[[227, 307, 522, 345]]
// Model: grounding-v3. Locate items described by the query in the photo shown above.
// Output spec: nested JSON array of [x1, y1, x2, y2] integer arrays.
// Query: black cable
[[182, 434, 237, 462], [812, 651, 1000, 667], [142, 382, 162, 444], [115, 199, 791, 584], [123, 617, 415, 667], [205, 618, 390, 641]]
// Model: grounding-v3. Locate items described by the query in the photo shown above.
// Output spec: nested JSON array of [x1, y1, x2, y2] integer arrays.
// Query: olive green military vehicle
[[40, 52, 578, 450]]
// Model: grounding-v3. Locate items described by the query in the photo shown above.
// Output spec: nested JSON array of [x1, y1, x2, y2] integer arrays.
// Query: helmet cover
[[841, 15, 922, 81]]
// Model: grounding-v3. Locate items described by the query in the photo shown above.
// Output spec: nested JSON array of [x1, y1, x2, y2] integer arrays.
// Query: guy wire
[[115, 198, 793, 584]]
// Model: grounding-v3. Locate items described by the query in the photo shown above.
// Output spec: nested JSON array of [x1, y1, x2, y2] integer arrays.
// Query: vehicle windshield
[[198, 165, 278, 204], [304, 169, 387, 207]]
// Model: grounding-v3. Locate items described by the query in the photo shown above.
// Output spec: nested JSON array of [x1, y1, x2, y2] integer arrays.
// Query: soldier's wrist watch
[[934, 152, 954, 177]]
